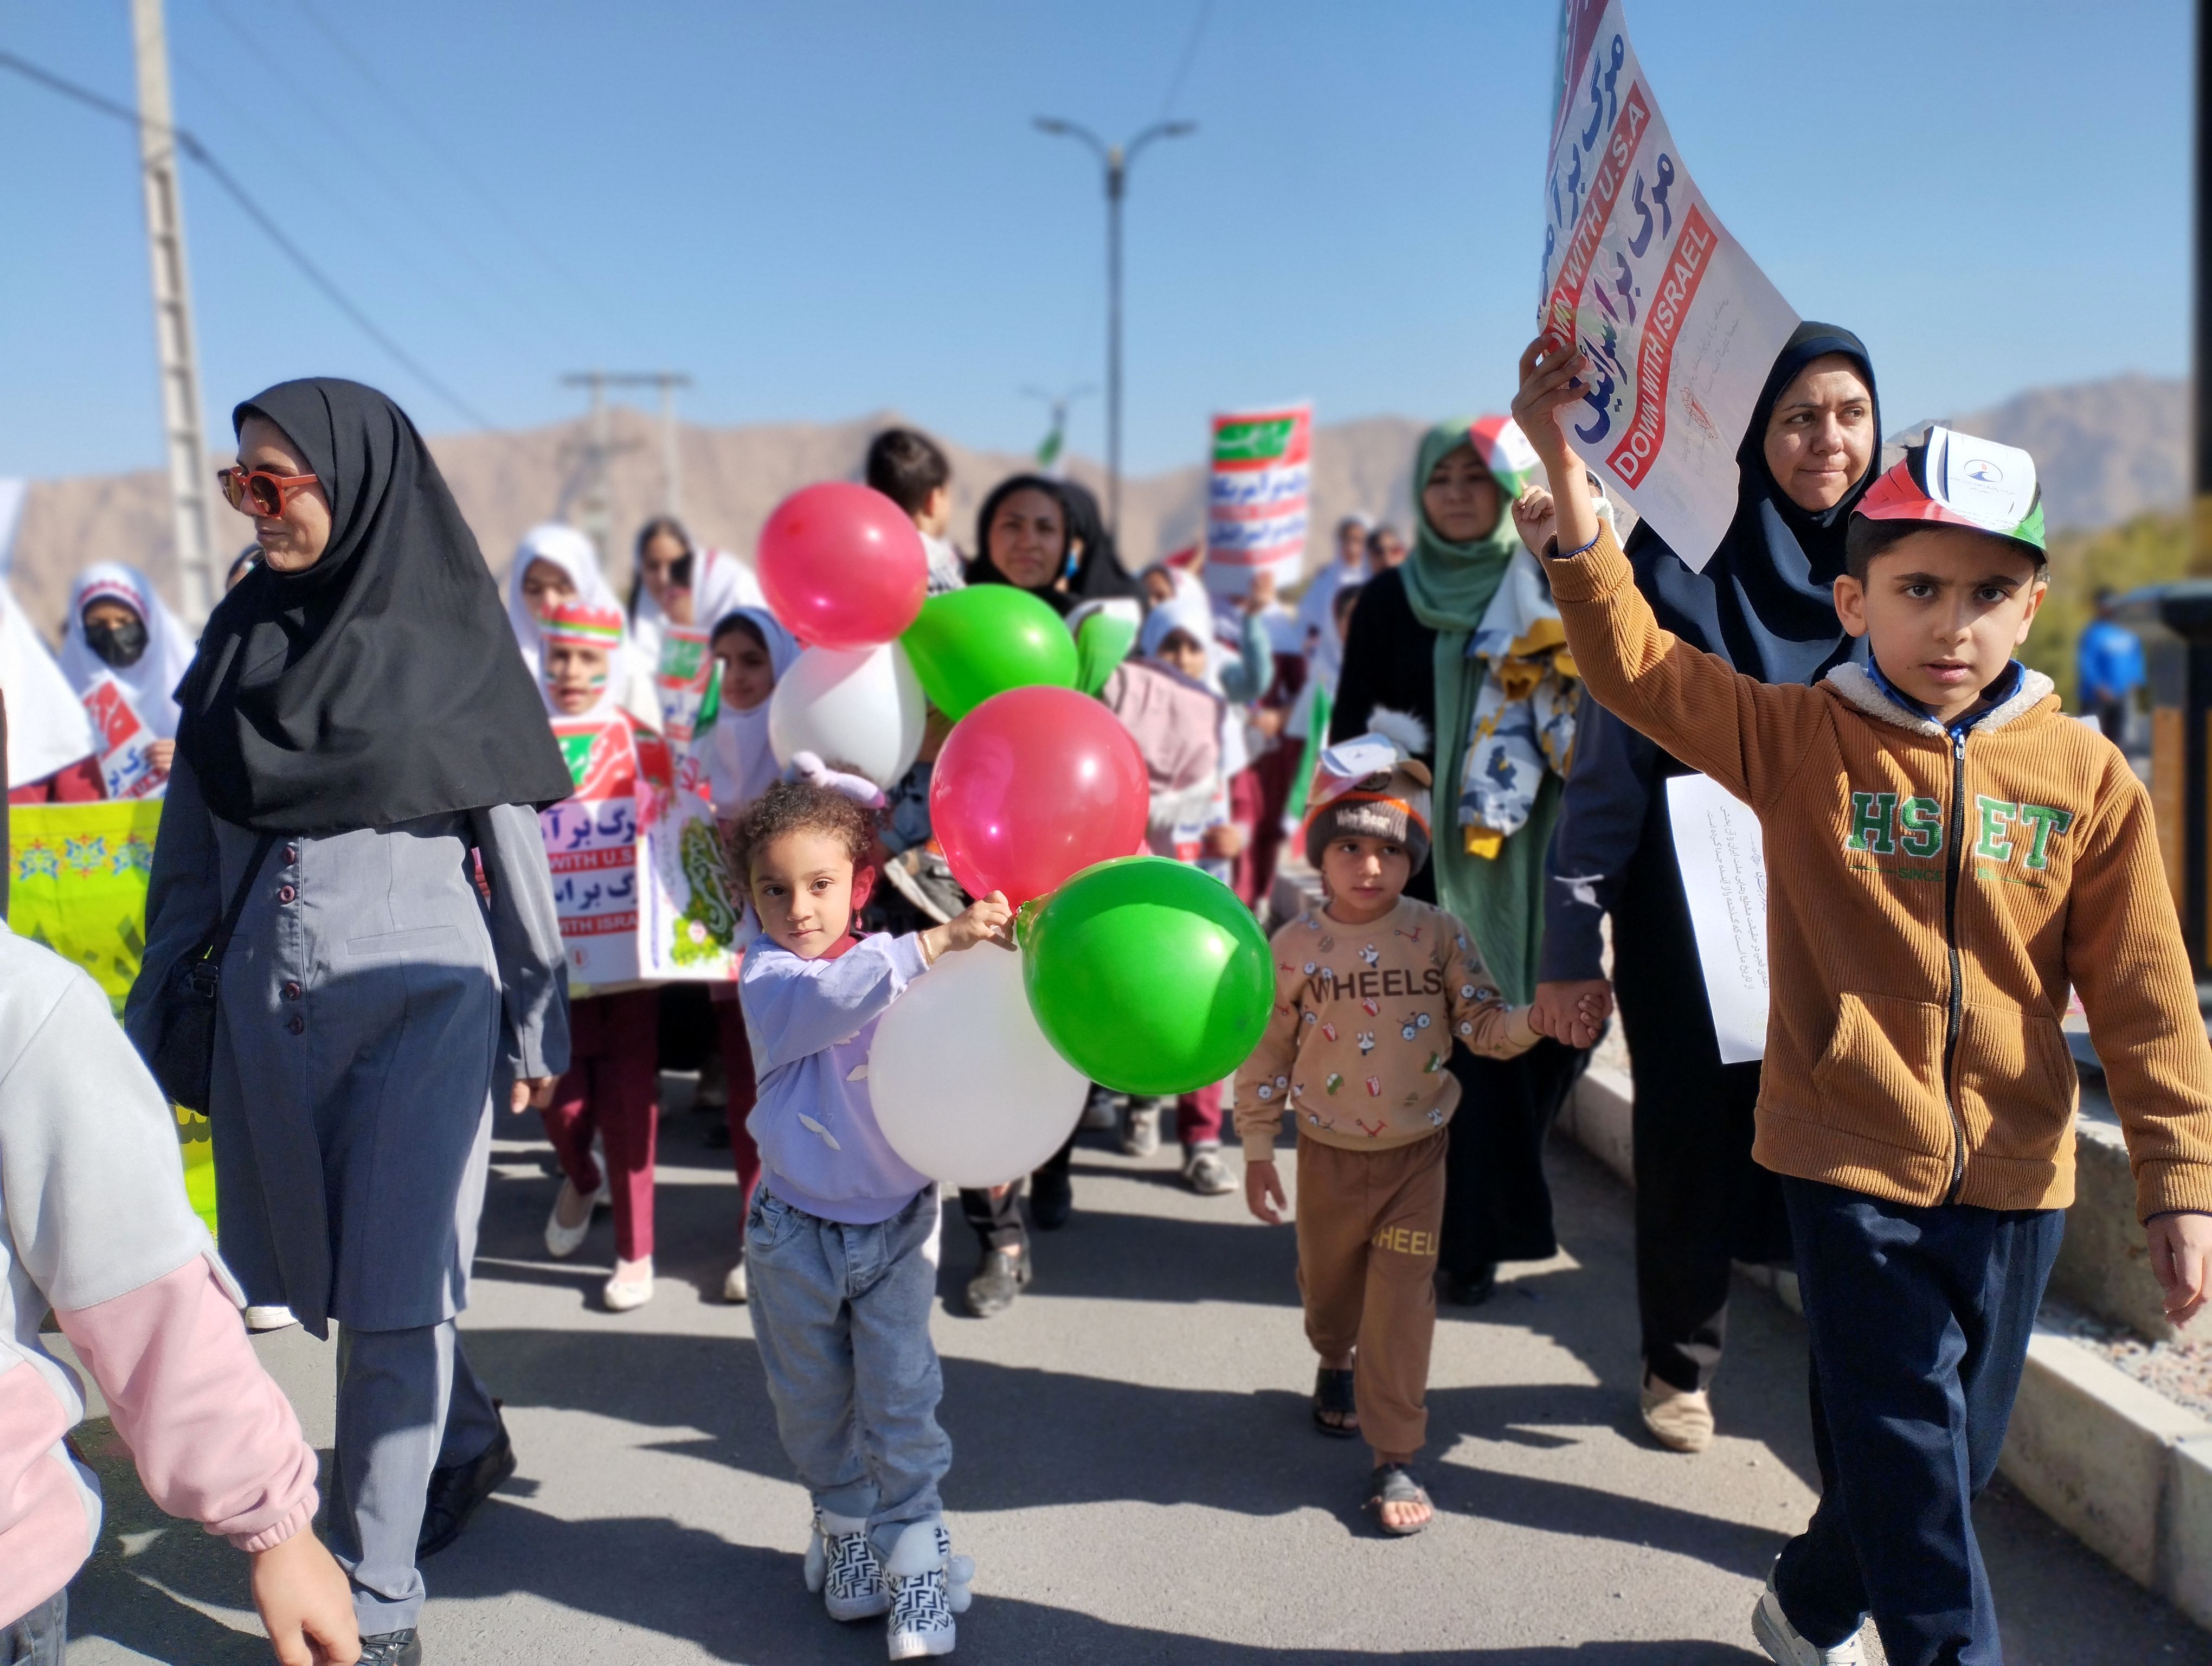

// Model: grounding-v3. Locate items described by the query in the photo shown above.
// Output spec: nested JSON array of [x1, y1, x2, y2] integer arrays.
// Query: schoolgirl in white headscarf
[[57, 563, 197, 738], [702, 605, 799, 816]]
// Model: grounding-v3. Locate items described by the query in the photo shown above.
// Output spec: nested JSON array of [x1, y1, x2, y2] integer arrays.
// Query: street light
[[1034, 116, 1196, 540]]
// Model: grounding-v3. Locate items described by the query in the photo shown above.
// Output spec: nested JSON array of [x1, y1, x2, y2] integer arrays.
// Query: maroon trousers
[[540, 988, 663, 1260]]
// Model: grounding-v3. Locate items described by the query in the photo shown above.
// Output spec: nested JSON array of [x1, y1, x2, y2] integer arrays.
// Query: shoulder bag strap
[[207, 832, 280, 964]]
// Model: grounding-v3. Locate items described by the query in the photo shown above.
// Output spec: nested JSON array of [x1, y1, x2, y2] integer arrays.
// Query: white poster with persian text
[[1665, 772, 1769, 1064], [1539, 0, 1797, 568], [1203, 404, 1311, 599]]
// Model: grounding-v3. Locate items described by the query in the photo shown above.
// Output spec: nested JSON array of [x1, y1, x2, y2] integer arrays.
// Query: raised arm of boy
[[1509, 338, 1824, 813]]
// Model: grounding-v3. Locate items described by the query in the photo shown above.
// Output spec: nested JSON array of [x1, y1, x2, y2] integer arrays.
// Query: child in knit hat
[[1234, 720, 1604, 1535]]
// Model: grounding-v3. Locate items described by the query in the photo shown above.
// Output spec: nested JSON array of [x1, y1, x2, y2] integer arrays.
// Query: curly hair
[[729, 778, 872, 883]]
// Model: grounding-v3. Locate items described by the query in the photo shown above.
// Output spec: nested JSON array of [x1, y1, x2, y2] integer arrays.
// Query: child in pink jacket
[[0, 920, 357, 1664]]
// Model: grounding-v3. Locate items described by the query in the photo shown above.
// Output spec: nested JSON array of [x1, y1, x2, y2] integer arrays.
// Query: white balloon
[[869, 941, 1087, 1188], [768, 642, 925, 790]]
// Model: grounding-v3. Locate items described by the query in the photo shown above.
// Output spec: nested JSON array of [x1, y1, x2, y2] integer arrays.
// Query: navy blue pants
[[1774, 1176, 2062, 1666]]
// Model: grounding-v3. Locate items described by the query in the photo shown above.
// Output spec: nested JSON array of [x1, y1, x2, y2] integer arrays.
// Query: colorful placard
[[654, 624, 718, 748], [542, 717, 745, 988], [81, 672, 167, 800], [1204, 404, 1313, 598], [1538, 0, 1797, 568], [7, 800, 214, 1233]]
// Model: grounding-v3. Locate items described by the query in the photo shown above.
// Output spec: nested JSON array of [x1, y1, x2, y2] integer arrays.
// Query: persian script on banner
[[81, 673, 166, 800], [1538, 0, 1797, 567], [1204, 404, 1312, 598], [541, 718, 747, 988]]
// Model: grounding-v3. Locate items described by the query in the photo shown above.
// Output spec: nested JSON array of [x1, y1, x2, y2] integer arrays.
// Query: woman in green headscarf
[[1328, 415, 1590, 1303]]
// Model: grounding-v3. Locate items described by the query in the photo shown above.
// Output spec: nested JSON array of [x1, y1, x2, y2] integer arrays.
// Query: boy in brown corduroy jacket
[[1516, 337, 2212, 1666]]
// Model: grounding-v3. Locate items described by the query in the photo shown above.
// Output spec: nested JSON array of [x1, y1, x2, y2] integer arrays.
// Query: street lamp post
[[1034, 117, 1195, 540]]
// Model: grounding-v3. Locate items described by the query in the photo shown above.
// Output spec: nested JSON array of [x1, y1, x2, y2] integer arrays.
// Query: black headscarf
[[176, 378, 574, 834], [964, 473, 1141, 617], [1628, 321, 1881, 685]]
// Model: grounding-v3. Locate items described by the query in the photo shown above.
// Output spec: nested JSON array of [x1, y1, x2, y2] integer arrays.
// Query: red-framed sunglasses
[[217, 464, 319, 517]]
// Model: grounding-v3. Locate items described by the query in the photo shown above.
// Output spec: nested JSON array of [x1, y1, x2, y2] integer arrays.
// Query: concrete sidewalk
[[63, 1098, 2207, 1663]]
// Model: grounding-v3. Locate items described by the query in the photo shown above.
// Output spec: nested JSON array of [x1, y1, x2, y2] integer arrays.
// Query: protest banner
[[81, 671, 168, 800], [654, 624, 719, 749], [1203, 404, 1313, 598], [8, 801, 215, 1232], [1538, 0, 1797, 567], [1663, 773, 1769, 1063], [542, 717, 746, 988]]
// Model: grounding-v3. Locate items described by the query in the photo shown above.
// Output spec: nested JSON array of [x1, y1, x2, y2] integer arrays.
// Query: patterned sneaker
[[883, 1519, 974, 1659], [803, 1508, 890, 1622]]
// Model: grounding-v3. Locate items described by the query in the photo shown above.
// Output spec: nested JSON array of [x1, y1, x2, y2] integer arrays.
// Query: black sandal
[[1311, 1366, 1358, 1437], [1366, 1463, 1431, 1537]]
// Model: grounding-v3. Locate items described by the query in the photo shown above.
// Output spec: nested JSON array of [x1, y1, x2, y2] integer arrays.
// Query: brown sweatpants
[[1295, 1130, 1448, 1462]]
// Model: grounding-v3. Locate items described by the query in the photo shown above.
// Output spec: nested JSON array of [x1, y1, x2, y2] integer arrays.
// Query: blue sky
[[0, 1, 2189, 482]]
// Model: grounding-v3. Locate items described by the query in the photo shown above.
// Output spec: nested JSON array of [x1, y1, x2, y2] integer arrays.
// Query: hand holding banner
[[1538, 0, 1797, 568]]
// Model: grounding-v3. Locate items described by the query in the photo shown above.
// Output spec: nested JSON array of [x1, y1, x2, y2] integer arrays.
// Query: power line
[[0, 47, 501, 433], [292, 1, 633, 343], [1158, 0, 1214, 121], [195, 0, 557, 361]]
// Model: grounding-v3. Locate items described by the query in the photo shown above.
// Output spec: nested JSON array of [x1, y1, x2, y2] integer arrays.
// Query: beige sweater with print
[[1233, 898, 1539, 1161]]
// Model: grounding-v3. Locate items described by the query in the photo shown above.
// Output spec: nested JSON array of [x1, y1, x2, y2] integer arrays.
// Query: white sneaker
[[544, 1178, 606, 1259], [1752, 1574, 1864, 1665], [722, 1255, 749, 1304], [601, 1257, 654, 1312], [804, 1508, 890, 1622], [883, 1518, 973, 1659], [243, 1305, 298, 1332]]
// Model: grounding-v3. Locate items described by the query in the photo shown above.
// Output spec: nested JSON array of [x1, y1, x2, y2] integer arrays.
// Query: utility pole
[[131, 0, 217, 624], [561, 371, 691, 552], [1034, 117, 1195, 540]]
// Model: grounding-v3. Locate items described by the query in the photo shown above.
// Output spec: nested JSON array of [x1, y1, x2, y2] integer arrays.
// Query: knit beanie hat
[[1302, 707, 1434, 873]]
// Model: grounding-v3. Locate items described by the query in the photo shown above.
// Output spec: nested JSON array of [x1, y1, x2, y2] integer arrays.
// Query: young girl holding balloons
[[734, 777, 1011, 1660]]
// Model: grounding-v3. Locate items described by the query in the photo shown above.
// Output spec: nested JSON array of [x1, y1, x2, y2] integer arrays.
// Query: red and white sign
[[1538, 0, 1796, 568], [80, 674, 165, 800], [1203, 404, 1313, 599]]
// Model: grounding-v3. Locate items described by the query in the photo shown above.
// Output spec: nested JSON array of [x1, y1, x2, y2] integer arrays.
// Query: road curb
[[1559, 1064, 2212, 1629]]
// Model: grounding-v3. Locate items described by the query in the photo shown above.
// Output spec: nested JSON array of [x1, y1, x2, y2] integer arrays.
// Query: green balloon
[[901, 586, 1079, 719], [1021, 857, 1274, 1096], [1073, 609, 1137, 696]]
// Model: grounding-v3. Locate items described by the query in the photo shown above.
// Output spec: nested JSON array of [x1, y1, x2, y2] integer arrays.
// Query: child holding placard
[[535, 598, 668, 1313], [1235, 726, 1587, 1536], [1517, 329, 2212, 1664], [734, 777, 1009, 1659]]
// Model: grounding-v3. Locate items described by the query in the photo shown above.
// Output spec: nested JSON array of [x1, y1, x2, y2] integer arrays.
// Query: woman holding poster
[[56, 562, 196, 796], [128, 376, 574, 1664], [1531, 322, 1880, 1456], [1330, 416, 1589, 1308]]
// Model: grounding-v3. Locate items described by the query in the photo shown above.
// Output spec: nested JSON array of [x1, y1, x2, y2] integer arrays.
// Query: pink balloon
[[931, 686, 1149, 907], [757, 482, 928, 650]]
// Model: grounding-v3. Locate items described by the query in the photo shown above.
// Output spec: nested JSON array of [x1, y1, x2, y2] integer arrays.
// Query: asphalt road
[[62, 1089, 2210, 1664]]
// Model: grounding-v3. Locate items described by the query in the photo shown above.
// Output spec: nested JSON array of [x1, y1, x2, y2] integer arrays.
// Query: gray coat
[[125, 754, 569, 1338]]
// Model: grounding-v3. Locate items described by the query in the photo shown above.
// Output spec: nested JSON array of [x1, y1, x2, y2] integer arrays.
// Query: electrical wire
[[0, 47, 502, 433], [292, 1, 634, 345], [195, 0, 559, 360], [1158, 0, 1214, 121]]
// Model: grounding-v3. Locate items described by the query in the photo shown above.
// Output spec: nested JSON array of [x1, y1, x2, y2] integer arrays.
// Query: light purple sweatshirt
[[741, 932, 933, 1225]]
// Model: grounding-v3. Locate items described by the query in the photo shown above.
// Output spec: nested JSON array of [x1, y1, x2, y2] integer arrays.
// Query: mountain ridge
[[7, 373, 2181, 635]]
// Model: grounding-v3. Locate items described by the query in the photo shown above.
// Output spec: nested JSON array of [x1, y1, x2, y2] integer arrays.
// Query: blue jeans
[[746, 1184, 949, 1561], [1775, 1176, 2062, 1666], [0, 1591, 64, 1664]]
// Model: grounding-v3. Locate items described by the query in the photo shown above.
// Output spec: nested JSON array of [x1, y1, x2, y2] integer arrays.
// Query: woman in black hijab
[[964, 473, 1142, 615], [128, 379, 574, 1664], [1533, 323, 1879, 1456]]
